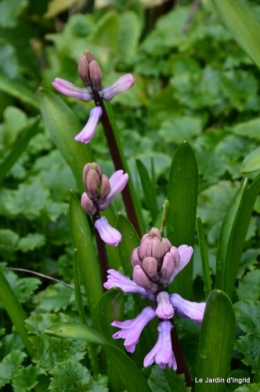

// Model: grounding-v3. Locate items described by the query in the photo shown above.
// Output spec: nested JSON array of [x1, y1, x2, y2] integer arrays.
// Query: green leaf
[[242, 146, 260, 174], [237, 270, 260, 301], [167, 141, 198, 298], [0, 72, 39, 109], [69, 193, 103, 322], [159, 116, 203, 144], [216, 179, 248, 293], [0, 350, 26, 388], [26, 313, 87, 371], [0, 117, 40, 183], [34, 283, 72, 312], [136, 159, 159, 223], [0, 229, 19, 259], [216, 174, 260, 297], [196, 216, 211, 299], [39, 88, 93, 192], [195, 290, 236, 392], [17, 233, 46, 252], [0, 268, 34, 357], [45, 323, 152, 392], [0, 0, 28, 28], [12, 365, 44, 392], [234, 385, 260, 392], [48, 359, 106, 392], [148, 366, 189, 392], [236, 335, 260, 371], [117, 214, 140, 277], [213, 0, 260, 69], [233, 118, 260, 141], [234, 300, 260, 336], [90, 12, 119, 52], [118, 11, 141, 64]]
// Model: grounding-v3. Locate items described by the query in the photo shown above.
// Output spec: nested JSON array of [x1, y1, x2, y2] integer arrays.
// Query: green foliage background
[[0, 0, 260, 390]]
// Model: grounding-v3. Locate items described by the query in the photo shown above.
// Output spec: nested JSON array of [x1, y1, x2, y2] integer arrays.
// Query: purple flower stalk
[[144, 321, 177, 370], [94, 217, 121, 247], [112, 307, 156, 353]]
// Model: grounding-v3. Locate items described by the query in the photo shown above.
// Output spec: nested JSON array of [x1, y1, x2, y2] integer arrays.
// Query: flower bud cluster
[[78, 50, 103, 91], [81, 163, 110, 215], [131, 228, 184, 294]]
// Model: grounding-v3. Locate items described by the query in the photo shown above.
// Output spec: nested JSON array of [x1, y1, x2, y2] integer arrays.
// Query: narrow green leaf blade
[[216, 178, 248, 292], [136, 158, 159, 222], [213, 0, 260, 69], [45, 323, 152, 392], [0, 117, 40, 183], [39, 88, 94, 192], [196, 215, 212, 299], [0, 72, 39, 109], [195, 290, 236, 392], [167, 141, 198, 298], [216, 175, 260, 297], [117, 214, 140, 277], [69, 192, 103, 322]]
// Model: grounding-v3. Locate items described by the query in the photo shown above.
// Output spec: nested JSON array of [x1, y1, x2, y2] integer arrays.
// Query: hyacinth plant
[[1, 0, 260, 391]]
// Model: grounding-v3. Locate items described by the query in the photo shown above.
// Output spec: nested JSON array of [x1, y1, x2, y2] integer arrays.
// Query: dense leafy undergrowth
[[0, 0, 260, 391]]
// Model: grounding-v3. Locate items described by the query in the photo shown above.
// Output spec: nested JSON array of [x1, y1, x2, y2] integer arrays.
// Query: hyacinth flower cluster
[[52, 50, 135, 144], [81, 162, 128, 246], [104, 228, 206, 370]]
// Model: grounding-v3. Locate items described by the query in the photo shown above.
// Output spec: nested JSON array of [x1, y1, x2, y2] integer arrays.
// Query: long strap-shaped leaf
[[167, 141, 198, 298], [39, 88, 94, 192], [195, 290, 236, 392], [216, 174, 260, 297], [213, 0, 260, 69], [69, 193, 103, 323], [45, 322, 152, 392]]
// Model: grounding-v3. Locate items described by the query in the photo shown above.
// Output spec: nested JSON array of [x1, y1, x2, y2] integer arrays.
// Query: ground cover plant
[[0, 0, 260, 390]]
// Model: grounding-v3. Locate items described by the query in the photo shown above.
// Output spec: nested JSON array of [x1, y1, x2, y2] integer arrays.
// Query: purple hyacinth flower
[[156, 291, 174, 320], [75, 106, 102, 144], [168, 245, 193, 284], [99, 170, 128, 210], [144, 320, 177, 370], [52, 78, 92, 101], [170, 293, 206, 323], [104, 269, 155, 299], [101, 74, 135, 101], [94, 217, 121, 246], [111, 307, 156, 353]]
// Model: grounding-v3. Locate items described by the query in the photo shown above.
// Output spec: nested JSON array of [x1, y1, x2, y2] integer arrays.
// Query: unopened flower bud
[[89, 60, 102, 91], [139, 229, 166, 261], [84, 165, 102, 200], [133, 265, 159, 294], [98, 174, 111, 204], [142, 257, 159, 281], [78, 55, 91, 86], [159, 247, 180, 284], [81, 193, 97, 215], [131, 247, 142, 267], [84, 50, 96, 63]]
